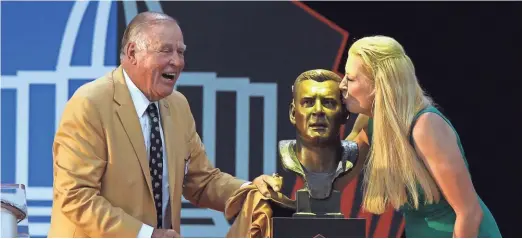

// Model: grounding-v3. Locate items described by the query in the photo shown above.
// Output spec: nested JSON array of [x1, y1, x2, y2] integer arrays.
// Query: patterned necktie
[[146, 103, 163, 228]]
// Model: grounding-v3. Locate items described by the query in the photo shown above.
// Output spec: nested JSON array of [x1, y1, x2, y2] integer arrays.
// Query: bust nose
[[311, 100, 325, 116]]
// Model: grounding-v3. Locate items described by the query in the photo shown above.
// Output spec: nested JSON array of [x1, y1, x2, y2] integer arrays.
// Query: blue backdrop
[[2, 1, 117, 237]]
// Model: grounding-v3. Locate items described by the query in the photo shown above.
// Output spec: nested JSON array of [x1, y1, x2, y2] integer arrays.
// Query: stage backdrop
[[1, 1, 401, 237]]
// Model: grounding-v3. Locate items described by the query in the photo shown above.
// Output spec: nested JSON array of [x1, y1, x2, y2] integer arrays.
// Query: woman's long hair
[[349, 36, 440, 214]]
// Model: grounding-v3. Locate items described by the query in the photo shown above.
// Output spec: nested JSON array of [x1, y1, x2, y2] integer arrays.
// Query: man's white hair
[[119, 12, 176, 61]]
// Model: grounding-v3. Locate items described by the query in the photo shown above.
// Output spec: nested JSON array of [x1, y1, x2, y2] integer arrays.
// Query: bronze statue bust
[[278, 69, 359, 218], [225, 69, 366, 238]]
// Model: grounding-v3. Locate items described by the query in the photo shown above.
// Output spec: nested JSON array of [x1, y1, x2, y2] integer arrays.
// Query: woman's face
[[339, 55, 375, 116]]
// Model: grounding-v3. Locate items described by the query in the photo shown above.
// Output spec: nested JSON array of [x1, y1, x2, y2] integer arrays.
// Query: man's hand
[[151, 229, 180, 238], [251, 174, 283, 198]]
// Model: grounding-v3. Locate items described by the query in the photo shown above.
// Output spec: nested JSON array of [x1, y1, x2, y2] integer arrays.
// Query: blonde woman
[[339, 36, 501, 238]]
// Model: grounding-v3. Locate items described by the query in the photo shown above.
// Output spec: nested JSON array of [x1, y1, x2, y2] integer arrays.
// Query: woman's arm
[[412, 113, 483, 238], [341, 127, 370, 183], [346, 114, 369, 141]]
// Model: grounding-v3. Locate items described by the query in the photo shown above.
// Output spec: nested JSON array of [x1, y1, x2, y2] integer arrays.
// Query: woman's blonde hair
[[348, 36, 440, 214]]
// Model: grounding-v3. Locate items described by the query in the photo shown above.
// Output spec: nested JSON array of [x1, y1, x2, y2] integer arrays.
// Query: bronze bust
[[278, 69, 359, 218], [225, 69, 366, 237]]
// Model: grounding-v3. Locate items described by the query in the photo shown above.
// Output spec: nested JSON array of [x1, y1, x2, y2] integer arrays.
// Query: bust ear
[[289, 102, 296, 125]]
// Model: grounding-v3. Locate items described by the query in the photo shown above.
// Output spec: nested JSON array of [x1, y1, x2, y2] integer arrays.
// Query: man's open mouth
[[162, 73, 176, 80], [309, 122, 328, 129]]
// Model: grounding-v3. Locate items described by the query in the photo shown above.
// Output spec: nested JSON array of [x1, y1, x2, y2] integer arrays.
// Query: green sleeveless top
[[367, 105, 501, 238]]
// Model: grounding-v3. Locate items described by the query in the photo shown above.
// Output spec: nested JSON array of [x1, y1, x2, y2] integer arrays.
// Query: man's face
[[292, 79, 343, 145], [133, 21, 186, 101]]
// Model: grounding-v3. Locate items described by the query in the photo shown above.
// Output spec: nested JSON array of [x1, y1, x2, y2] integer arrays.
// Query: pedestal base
[[272, 217, 366, 238]]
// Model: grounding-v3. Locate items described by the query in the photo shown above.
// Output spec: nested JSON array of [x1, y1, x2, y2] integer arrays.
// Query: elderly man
[[48, 11, 278, 238]]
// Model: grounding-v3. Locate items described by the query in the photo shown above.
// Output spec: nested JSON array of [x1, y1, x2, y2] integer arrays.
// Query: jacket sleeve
[[52, 95, 142, 237], [225, 186, 274, 238]]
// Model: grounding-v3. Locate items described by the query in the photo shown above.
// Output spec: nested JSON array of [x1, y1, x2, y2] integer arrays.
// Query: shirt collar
[[123, 69, 158, 118]]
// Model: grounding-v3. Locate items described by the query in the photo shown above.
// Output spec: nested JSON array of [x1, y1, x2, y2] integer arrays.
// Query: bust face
[[292, 79, 343, 145]]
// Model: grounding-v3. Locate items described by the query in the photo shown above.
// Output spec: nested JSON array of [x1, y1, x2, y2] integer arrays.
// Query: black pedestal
[[272, 217, 366, 238]]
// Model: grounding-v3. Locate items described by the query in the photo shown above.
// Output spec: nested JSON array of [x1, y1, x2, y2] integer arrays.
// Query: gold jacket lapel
[[112, 66, 154, 200], [159, 98, 185, 201]]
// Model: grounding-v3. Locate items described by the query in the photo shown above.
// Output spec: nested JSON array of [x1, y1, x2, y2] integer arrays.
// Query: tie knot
[[146, 103, 159, 118]]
